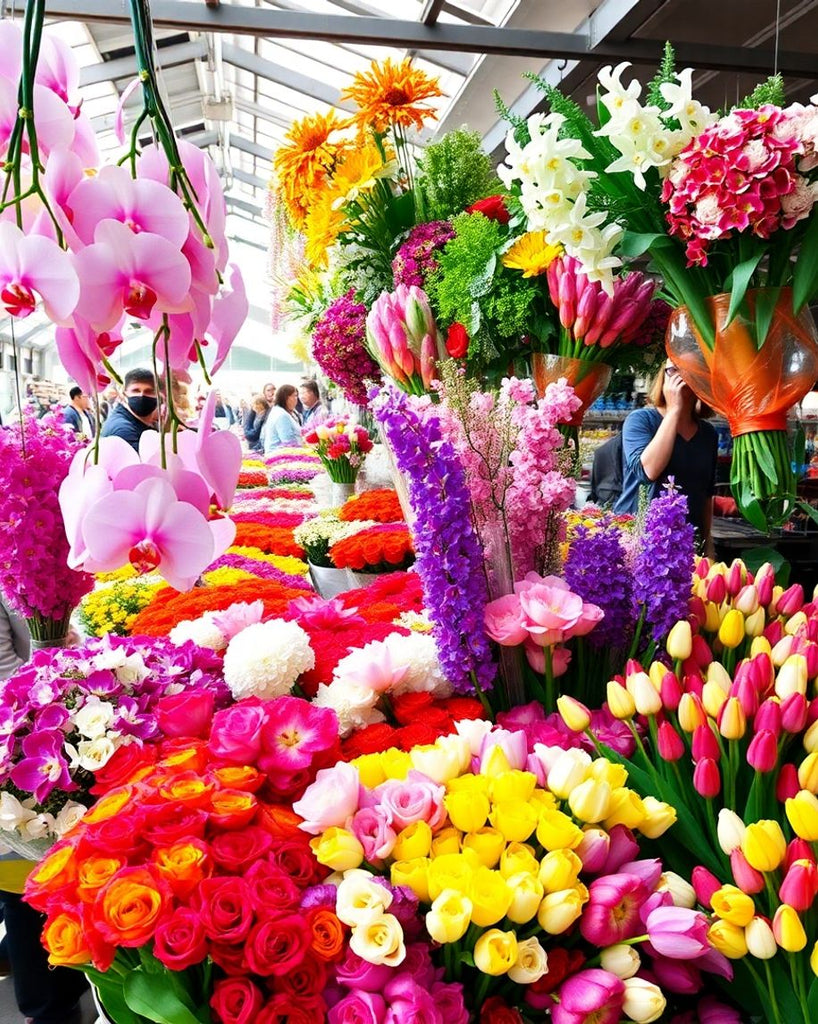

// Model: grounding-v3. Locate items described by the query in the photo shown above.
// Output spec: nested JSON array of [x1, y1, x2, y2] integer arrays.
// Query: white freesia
[[19, 811, 56, 840], [169, 615, 228, 652], [222, 619, 315, 700], [0, 791, 37, 832], [72, 696, 116, 740], [53, 800, 89, 837]]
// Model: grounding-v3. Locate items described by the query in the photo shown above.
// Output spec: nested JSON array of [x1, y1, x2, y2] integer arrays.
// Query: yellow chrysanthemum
[[273, 110, 350, 229], [341, 58, 444, 134], [304, 191, 346, 268], [502, 231, 563, 278], [330, 142, 397, 208]]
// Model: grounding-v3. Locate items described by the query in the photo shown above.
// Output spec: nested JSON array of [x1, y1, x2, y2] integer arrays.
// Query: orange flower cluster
[[341, 57, 444, 134], [237, 469, 268, 489], [233, 522, 305, 559], [330, 524, 414, 573], [130, 580, 304, 637], [273, 110, 351, 230], [338, 488, 404, 524]]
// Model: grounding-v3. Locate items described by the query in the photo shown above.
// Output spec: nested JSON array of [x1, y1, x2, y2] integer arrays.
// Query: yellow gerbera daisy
[[341, 58, 444, 134], [304, 191, 347, 268], [330, 142, 397, 208], [273, 110, 349, 228], [502, 231, 563, 278]]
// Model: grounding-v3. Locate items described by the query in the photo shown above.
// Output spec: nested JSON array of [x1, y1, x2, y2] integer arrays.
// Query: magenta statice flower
[[206, 553, 312, 591], [564, 518, 636, 651], [312, 289, 381, 405], [0, 410, 94, 631], [391, 220, 455, 289]]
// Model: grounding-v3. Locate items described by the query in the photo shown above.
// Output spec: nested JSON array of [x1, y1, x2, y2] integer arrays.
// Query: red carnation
[[445, 322, 469, 359], [467, 194, 510, 223]]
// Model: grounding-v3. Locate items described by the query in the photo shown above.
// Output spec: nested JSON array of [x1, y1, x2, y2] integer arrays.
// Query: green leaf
[[123, 971, 204, 1024], [459, 952, 476, 967], [619, 231, 674, 258], [808, 977, 818, 1022], [725, 250, 764, 326], [793, 211, 818, 312], [734, 480, 769, 532], [82, 973, 142, 1024], [753, 286, 782, 348], [739, 545, 790, 586], [466, 299, 482, 340]]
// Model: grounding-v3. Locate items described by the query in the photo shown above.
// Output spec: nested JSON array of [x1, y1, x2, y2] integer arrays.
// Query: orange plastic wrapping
[[666, 290, 818, 436], [532, 354, 613, 428]]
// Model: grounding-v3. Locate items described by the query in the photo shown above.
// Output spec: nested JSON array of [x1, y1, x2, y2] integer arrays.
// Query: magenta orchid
[[0, 221, 79, 321]]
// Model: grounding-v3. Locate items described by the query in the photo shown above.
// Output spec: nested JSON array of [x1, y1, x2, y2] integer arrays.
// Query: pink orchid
[[0, 77, 76, 162], [206, 264, 248, 375], [78, 476, 233, 592], [0, 221, 79, 322], [55, 318, 123, 396], [72, 220, 192, 331], [68, 164, 190, 248]]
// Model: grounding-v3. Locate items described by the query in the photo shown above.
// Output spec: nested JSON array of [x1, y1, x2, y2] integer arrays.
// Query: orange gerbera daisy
[[341, 58, 444, 135], [273, 110, 349, 228]]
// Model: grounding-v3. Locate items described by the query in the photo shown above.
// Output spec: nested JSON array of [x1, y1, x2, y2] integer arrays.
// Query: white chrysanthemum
[[395, 610, 433, 633], [223, 619, 315, 700], [382, 632, 452, 698], [169, 614, 228, 652], [313, 682, 384, 737]]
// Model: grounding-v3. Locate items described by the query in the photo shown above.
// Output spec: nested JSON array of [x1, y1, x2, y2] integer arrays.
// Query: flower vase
[[666, 289, 818, 530], [330, 480, 356, 508], [532, 354, 612, 468], [344, 569, 382, 591], [308, 562, 355, 600], [0, 830, 55, 861], [27, 614, 72, 651], [377, 425, 415, 528]]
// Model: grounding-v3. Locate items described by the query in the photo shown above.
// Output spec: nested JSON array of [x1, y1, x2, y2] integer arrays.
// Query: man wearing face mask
[[100, 368, 158, 450]]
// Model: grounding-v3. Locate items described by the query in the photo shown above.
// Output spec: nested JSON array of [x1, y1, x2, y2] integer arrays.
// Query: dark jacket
[[589, 432, 624, 507], [243, 409, 268, 451], [63, 405, 95, 436], [99, 403, 155, 451]]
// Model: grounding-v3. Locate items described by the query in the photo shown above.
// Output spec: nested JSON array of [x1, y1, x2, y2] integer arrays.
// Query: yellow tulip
[[710, 885, 756, 927], [489, 769, 538, 805], [741, 820, 786, 872], [785, 790, 818, 841], [607, 680, 636, 720], [639, 797, 677, 839], [536, 809, 584, 851], [430, 827, 463, 858], [392, 821, 432, 861], [380, 748, 411, 780], [744, 607, 766, 637], [425, 888, 473, 944], [537, 886, 587, 934], [798, 752, 818, 793], [775, 654, 808, 700], [603, 787, 646, 831], [677, 693, 706, 733], [707, 919, 748, 959], [309, 828, 364, 871], [587, 760, 628, 789], [702, 679, 728, 719], [390, 858, 430, 902], [718, 697, 747, 740], [468, 867, 513, 927], [352, 754, 386, 789], [504, 872, 544, 924], [489, 801, 539, 843], [473, 928, 518, 975], [810, 940, 818, 977], [718, 609, 745, 648], [462, 828, 506, 868], [499, 842, 539, 880], [427, 853, 475, 901], [446, 772, 489, 796], [568, 779, 612, 824], [772, 904, 807, 952], [444, 790, 490, 834], [538, 849, 583, 893], [557, 695, 591, 732]]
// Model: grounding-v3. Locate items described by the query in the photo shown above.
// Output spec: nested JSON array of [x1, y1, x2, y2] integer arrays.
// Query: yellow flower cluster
[[202, 567, 257, 588], [226, 546, 309, 577], [311, 734, 676, 980], [94, 564, 139, 583], [241, 459, 266, 469], [79, 579, 163, 637]]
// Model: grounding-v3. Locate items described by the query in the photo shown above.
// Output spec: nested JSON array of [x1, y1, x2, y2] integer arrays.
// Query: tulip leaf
[[124, 971, 204, 1024], [793, 211, 818, 312], [808, 978, 818, 1022], [619, 231, 674, 257], [724, 250, 764, 328]]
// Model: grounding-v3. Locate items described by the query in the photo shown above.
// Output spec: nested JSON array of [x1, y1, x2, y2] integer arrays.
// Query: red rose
[[438, 696, 486, 721], [397, 723, 447, 751], [445, 322, 469, 359], [89, 743, 157, 795], [156, 691, 215, 739], [198, 876, 254, 943], [467, 194, 510, 223], [245, 860, 301, 915], [153, 907, 208, 971], [256, 994, 322, 1024], [143, 803, 208, 847], [210, 826, 273, 873], [273, 953, 327, 999], [83, 812, 149, 858], [210, 940, 248, 977], [245, 914, 311, 977], [341, 723, 399, 759], [269, 840, 322, 886], [526, 948, 586, 998], [480, 996, 524, 1024], [211, 977, 264, 1024]]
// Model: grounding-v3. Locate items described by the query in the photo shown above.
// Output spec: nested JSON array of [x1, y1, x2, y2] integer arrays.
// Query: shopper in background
[[614, 360, 718, 553], [244, 394, 270, 452], [100, 368, 158, 451], [300, 380, 328, 427], [98, 384, 118, 422], [262, 381, 276, 406], [213, 390, 235, 429], [262, 384, 302, 453], [62, 386, 95, 438]]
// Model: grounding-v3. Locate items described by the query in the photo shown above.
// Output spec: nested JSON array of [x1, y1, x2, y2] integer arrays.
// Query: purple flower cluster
[[391, 220, 456, 290], [630, 298, 672, 349], [312, 290, 382, 405], [633, 483, 695, 644], [207, 552, 312, 591], [0, 411, 94, 625], [370, 384, 495, 695], [564, 518, 636, 651], [0, 635, 229, 809]]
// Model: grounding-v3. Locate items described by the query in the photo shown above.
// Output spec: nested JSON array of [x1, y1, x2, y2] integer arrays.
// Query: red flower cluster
[[296, 620, 410, 697], [338, 488, 404, 524], [330, 524, 414, 572], [467, 194, 510, 223], [230, 511, 306, 529], [233, 522, 305, 559], [237, 470, 268, 489], [340, 691, 486, 759]]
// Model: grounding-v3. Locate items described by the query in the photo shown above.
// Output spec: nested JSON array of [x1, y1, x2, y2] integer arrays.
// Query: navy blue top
[[613, 406, 718, 534], [99, 403, 155, 451]]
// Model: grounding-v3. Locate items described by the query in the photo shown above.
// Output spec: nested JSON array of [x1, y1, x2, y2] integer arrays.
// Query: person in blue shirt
[[100, 368, 158, 451], [614, 360, 718, 553], [262, 384, 303, 453], [62, 386, 95, 438]]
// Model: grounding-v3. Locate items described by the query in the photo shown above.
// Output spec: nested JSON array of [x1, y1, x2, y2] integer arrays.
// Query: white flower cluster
[[0, 791, 87, 842], [336, 869, 406, 966], [313, 632, 450, 737], [498, 111, 623, 289], [83, 646, 150, 687], [169, 614, 229, 652], [595, 63, 716, 190], [62, 694, 132, 774], [222, 619, 315, 700], [294, 512, 378, 564]]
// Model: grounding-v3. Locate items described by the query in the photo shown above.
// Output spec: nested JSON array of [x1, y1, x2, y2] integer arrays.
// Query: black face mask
[[127, 395, 158, 418]]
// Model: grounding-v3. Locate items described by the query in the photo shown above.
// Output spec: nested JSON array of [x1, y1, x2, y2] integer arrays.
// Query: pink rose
[[484, 594, 528, 646], [329, 992, 386, 1024], [351, 806, 397, 862], [157, 690, 215, 739], [375, 772, 446, 831], [292, 761, 361, 834], [384, 974, 443, 1024], [208, 700, 268, 764], [430, 982, 469, 1024], [211, 977, 264, 1024], [565, 601, 605, 639], [524, 642, 571, 676], [334, 949, 395, 992], [519, 582, 584, 646]]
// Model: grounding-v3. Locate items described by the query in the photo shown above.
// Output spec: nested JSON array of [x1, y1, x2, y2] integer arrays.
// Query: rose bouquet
[[0, 635, 228, 857], [329, 523, 415, 575], [293, 513, 379, 569], [555, 556, 818, 1023], [24, 695, 343, 1024], [338, 488, 405, 524], [304, 417, 374, 484], [296, 722, 736, 1022], [0, 411, 94, 644]]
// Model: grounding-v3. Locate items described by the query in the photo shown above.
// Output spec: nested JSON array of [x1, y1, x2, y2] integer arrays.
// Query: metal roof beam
[[232, 134, 275, 162], [233, 167, 269, 190], [226, 195, 263, 216], [79, 37, 207, 86], [419, 0, 446, 26], [233, 96, 292, 129], [34, 0, 818, 76], [221, 42, 355, 113]]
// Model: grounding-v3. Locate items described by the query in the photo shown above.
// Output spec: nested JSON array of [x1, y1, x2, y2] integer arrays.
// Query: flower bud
[[600, 943, 641, 979], [780, 692, 808, 733], [606, 680, 636, 720], [706, 660, 733, 693], [557, 695, 591, 732], [473, 928, 518, 975], [666, 621, 693, 661], [622, 977, 666, 1024], [719, 609, 745, 649], [658, 871, 696, 909], [745, 916, 777, 959], [693, 757, 720, 798], [735, 584, 759, 616], [741, 820, 786, 872], [776, 582, 804, 618], [775, 654, 808, 699], [771, 634, 794, 666], [678, 693, 706, 732], [776, 763, 800, 802], [639, 797, 677, 839], [702, 680, 728, 718], [744, 607, 766, 638], [718, 697, 746, 740], [799, 751, 818, 793], [692, 865, 721, 909], [754, 698, 782, 737], [746, 729, 778, 773], [692, 724, 721, 762], [772, 904, 807, 952], [568, 778, 612, 823], [538, 849, 582, 893], [706, 574, 727, 604], [626, 672, 662, 716], [726, 559, 745, 596], [785, 790, 818, 841], [779, 859, 818, 912], [704, 601, 722, 632], [716, 809, 746, 854], [657, 721, 684, 762], [660, 671, 683, 711], [425, 889, 473, 943], [729, 849, 765, 893]]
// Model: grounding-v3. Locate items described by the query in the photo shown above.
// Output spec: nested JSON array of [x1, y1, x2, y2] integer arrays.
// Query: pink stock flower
[[0, 221, 79, 322], [579, 873, 650, 946], [550, 969, 625, 1024], [645, 905, 711, 959], [293, 761, 361, 834]]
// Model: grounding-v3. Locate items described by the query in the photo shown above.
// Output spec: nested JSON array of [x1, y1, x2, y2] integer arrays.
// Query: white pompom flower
[[223, 619, 315, 700], [169, 614, 228, 652]]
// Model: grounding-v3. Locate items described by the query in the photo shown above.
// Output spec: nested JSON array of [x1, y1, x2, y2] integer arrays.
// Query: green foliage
[[416, 128, 503, 221], [429, 212, 538, 366], [738, 73, 786, 110], [646, 42, 677, 111], [493, 90, 530, 146]]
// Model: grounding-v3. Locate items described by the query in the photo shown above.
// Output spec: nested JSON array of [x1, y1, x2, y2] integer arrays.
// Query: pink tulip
[[660, 671, 683, 711], [779, 859, 818, 911], [693, 757, 720, 797], [705, 574, 727, 603], [551, 969, 624, 1024], [580, 873, 649, 946], [651, 956, 702, 995], [746, 729, 778, 772], [698, 997, 743, 1024], [692, 725, 721, 762], [755, 698, 782, 736], [781, 692, 808, 733], [484, 594, 528, 646], [691, 866, 721, 909], [729, 849, 764, 893], [775, 582, 804, 617], [785, 838, 816, 871], [600, 825, 640, 874], [479, 728, 528, 772], [777, 763, 800, 802], [73, 219, 192, 330], [575, 828, 610, 873], [420, 333, 437, 389], [0, 221, 79, 323], [645, 906, 710, 959], [657, 721, 685, 761], [616, 858, 663, 889]]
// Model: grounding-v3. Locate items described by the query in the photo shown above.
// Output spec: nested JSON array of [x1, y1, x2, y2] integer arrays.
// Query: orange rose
[[42, 912, 91, 966], [209, 789, 258, 830], [29, 844, 77, 894], [308, 907, 345, 962], [210, 765, 265, 793], [81, 786, 136, 825], [94, 867, 170, 946], [153, 840, 211, 897], [158, 741, 209, 774], [260, 804, 304, 839], [77, 856, 124, 904], [158, 772, 214, 809]]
